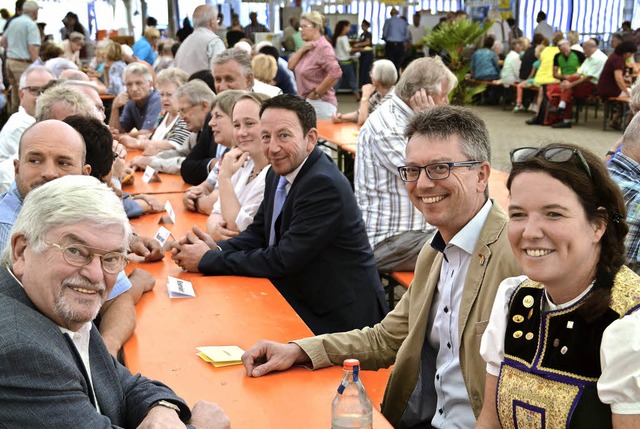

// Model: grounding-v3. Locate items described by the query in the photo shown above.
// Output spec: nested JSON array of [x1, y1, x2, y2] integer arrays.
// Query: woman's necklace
[[247, 167, 261, 184]]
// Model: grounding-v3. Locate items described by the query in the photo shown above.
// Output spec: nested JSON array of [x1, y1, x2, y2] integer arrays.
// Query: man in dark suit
[[172, 95, 388, 335], [0, 175, 229, 428]]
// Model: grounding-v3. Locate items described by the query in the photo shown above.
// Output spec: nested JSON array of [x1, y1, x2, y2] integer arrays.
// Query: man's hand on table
[[241, 340, 310, 377], [171, 227, 218, 272], [189, 401, 231, 429], [130, 234, 165, 262], [138, 403, 185, 428]]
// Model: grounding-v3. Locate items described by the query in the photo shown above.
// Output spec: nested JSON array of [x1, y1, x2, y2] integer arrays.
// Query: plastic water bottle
[[331, 359, 373, 429]]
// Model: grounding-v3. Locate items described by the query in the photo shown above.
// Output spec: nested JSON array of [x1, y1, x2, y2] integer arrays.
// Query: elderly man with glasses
[[0, 174, 230, 428], [240, 105, 522, 429], [0, 65, 55, 164]]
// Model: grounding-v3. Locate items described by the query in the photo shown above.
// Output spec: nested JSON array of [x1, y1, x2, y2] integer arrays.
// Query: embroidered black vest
[[496, 266, 640, 429]]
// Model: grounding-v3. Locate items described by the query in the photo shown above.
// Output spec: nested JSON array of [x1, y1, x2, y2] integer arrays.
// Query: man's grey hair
[[44, 58, 78, 77], [622, 113, 640, 149], [213, 49, 253, 79], [35, 85, 95, 121], [405, 105, 491, 164], [395, 56, 458, 102], [193, 4, 217, 28], [2, 175, 131, 267], [371, 59, 398, 89], [122, 62, 153, 83], [19, 65, 54, 89], [22, 1, 39, 15], [175, 79, 216, 108]]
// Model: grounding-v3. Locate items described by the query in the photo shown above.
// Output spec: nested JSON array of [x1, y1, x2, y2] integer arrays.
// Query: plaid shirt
[[355, 95, 434, 248], [607, 151, 640, 273]]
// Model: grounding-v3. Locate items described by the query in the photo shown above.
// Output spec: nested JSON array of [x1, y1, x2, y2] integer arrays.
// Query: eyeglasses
[[159, 92, 174, 98], [397, 161, 481, 182], [22, 86, 45, 96], [45, 240, 128, 274], [178, 104, 195, 116], [301, 24, 316, 29], [509, 146, 592, 179]]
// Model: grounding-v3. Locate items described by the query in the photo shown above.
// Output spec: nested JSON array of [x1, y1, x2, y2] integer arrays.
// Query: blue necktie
[[269, 176, 288, 245]]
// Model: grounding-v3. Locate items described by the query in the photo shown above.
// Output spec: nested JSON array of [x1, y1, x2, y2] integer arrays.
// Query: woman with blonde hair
[[127, 68, 193, 174], [287, 11, 342, 119], [207, 92, 271, 240]]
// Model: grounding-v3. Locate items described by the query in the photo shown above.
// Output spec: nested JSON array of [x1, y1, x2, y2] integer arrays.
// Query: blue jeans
[[335, 60, 358, 93]]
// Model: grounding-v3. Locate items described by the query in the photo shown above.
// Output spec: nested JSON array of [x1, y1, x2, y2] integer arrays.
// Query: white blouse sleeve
[[598, 309, 640, 414], [479, 275, 529, 376]]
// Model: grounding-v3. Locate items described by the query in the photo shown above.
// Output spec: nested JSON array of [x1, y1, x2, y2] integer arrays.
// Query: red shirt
[[597, 53, 626, 99]]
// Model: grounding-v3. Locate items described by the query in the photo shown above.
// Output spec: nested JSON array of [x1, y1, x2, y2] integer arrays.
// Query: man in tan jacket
[[241, 105, 522, 428]]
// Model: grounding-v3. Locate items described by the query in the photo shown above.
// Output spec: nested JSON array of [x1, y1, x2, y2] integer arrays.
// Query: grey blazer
[[0, 267, 192, 428]]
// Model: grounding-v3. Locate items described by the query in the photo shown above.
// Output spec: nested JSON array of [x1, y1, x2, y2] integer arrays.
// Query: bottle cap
[[343, 359, 360, 370]]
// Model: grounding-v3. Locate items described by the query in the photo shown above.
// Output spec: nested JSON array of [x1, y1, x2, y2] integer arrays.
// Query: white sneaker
[[513, 104, 525, 113]]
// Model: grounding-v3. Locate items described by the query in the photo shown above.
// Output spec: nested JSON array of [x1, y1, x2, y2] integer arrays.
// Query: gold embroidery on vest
[[497, 365, 579, 429]]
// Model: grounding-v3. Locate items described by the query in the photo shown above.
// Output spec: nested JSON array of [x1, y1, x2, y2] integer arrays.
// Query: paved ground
[[336, 95, 622, 173]]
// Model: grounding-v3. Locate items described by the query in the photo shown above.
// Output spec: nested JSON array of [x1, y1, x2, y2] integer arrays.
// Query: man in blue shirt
[[108, 62, 161, 134], [382, 7, 410, 69], [607, 115, 640, 274]]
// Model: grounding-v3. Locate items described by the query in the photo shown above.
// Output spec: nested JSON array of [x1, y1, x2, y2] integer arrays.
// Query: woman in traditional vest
[[475, 143, 640, 429]]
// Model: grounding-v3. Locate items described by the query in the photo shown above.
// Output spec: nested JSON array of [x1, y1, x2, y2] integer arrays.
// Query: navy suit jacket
[[0, 268, 192, 428], [199, 147, 388, 334]]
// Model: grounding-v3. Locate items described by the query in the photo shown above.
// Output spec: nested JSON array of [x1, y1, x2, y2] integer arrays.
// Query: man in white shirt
[[174, 4, 225, 76], [500, 39, 523, 87], [408, 12, 426, 56], [355, 56, 454, 272], [534, 11, 554, 41], [0, 66, 54, 164], [0, 66, 55, 193]]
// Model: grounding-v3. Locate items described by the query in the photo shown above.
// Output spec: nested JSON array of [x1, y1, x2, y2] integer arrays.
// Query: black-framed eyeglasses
[[397, 161, 481, 182], [22, 86, 45, 96], [45, 240, 127, 274], [509, 146, 592, 179]]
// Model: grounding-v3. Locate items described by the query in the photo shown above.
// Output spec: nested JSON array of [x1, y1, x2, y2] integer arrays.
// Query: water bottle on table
[[331, 358, 373, 429]]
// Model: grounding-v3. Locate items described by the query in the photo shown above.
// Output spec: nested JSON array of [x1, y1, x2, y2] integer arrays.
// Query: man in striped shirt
[[355, 57, 457, 272]]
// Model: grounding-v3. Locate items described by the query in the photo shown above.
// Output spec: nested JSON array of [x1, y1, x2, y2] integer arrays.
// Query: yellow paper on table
[[197, 345, 245, 367]]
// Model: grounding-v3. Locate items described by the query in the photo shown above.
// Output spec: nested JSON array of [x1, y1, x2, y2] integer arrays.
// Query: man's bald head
[[16, 120, 90, 198]]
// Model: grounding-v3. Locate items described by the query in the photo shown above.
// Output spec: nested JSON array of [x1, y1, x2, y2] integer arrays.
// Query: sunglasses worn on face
[[509, 146, 592, 179]]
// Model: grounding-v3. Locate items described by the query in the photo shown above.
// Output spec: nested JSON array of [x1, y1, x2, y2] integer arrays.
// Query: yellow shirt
[[534, 46, 560, 86]]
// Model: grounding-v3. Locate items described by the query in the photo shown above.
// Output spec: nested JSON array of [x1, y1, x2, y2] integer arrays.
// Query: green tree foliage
[[423, 19, 489, 105]]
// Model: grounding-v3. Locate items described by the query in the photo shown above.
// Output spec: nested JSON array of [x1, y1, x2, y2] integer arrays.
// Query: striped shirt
[[607, 151, 640, 273], [355, 95, 434, 248]]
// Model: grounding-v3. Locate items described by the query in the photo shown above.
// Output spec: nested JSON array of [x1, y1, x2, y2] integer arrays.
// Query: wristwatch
[[150, 400, 181, 414]]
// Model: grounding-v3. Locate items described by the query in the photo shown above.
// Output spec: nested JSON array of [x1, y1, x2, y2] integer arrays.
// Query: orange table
[[317, 119, 360, 147], [316, 120, 360, 176], [122, 169, 190, 195], [126, 193, 393, 428]]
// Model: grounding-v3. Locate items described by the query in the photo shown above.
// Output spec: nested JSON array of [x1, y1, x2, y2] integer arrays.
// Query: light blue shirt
[[382, 16, 409, 43], [132, 37, 155, 65], [0, 182, 131, 300], [4, 14, 40, 60]]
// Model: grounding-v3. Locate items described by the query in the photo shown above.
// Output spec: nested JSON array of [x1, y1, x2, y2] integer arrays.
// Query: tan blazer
[[295, 201, 522, 426]]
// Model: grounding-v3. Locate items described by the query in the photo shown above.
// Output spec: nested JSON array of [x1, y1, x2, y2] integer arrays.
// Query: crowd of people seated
[[0, 3, 639, 428]]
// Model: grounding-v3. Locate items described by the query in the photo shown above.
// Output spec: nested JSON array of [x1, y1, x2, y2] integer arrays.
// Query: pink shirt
[[293, 36, 342, 106]]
